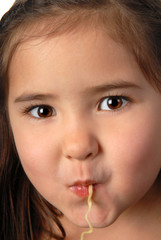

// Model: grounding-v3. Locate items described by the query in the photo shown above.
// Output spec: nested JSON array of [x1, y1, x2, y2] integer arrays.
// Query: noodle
[[80, 185, 93, 240]]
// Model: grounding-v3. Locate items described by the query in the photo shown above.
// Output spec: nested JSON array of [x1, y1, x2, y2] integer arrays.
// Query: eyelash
[[21, 95, 131, 119], [22, 104, 56, 120], [97, 95, 131, 112]]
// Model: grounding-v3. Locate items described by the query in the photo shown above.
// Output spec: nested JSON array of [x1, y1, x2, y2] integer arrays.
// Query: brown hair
[[0, 0, 161, 239]]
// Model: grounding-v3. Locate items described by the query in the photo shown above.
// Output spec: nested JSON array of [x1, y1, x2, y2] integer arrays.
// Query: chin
[[66, 207, 122, 229], [89, 212, 119, 228]]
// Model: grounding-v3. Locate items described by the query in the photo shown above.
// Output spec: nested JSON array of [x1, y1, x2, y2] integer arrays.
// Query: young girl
[[0, 0, 161, 239]]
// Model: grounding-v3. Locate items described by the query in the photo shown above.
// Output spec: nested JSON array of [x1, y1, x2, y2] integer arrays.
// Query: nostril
[[86, 153, 92, 159], [65, 152, 93, 161]]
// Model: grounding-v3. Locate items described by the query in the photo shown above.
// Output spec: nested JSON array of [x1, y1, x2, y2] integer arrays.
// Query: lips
[[69, 180, 96, 197]]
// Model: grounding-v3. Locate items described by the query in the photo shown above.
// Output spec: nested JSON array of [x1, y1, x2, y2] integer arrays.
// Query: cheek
[[12, 127, 60, 181], [107, 110, 161, 167], [99, 114, 161, 201], [125, 120, 161, 170], [112, 119, 161, 196], [13, 129, 64, 202]]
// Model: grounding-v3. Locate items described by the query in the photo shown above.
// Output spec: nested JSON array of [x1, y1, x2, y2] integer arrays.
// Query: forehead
[[5, 6, 154, 92], [9, 28, 143, 90]]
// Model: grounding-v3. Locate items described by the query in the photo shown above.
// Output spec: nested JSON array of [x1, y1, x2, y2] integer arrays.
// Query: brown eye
[[99, 96, 128, 111], [30, 105, 56, 118], [107, 97, 122, 109]]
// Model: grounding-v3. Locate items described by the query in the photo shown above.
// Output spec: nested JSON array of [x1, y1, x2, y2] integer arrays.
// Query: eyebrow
[[84, 80, 142, 94], [14, 93, 56, 103], [14, 80, 142, 103]]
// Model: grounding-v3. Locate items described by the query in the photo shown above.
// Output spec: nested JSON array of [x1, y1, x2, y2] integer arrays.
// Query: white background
[[0, 0, 15, 19]]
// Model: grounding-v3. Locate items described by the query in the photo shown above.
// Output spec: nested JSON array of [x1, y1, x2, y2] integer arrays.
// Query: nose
[[62, 128, 99, 161]]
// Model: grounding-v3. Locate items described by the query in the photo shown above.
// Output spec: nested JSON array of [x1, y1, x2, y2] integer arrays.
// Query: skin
[[8, 28, 161, 239]]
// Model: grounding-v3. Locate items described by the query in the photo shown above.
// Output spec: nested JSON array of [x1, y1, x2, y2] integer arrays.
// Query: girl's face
[[8, 29, 161, 228]]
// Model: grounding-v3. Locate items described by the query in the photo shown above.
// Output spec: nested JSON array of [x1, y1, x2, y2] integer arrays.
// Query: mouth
[[69, 180, 97, 197]]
